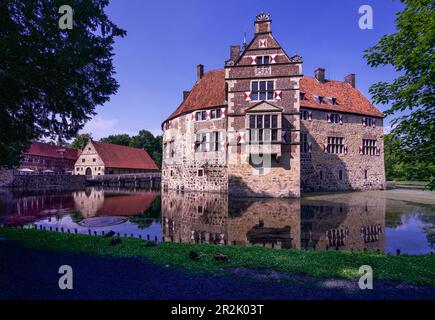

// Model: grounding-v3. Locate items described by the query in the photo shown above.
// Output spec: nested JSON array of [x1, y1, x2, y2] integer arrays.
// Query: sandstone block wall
[[162, 113, 228, 193], [4, 174, 85, 189], [301, 109, 385, 192]]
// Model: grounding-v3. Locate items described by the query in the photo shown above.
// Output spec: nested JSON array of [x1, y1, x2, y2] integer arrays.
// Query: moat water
[[0, 187, 434, 255]]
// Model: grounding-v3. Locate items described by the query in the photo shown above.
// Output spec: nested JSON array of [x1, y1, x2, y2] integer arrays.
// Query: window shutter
[[220, 141, 225, 151], [206, 110, 211, 120], [327, 113, 331, 123], [339, 115, 343, 125], [359, 146, 363, 155], [274, 90, 282, 100], [281, 130, 287, 143], [244, 92, 252, 101], [250, 56, 257, 65], [192, 113, 196, 122], [308, 142, 312, 153], [344, 145, 348, 155], [324, 143, 328, 153], [308, 111, 312, 121], [270, 54, 277, 64], [373, 119, 377, 127], [220, 108, 227, 118], [376, 147, 380, 156], [362, 117, 366, 126], [238, 132, 245, 144], [259, 39, 267, 48]]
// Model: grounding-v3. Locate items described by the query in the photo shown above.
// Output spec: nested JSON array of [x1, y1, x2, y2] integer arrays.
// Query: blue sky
[[81, 0, 404, 139]]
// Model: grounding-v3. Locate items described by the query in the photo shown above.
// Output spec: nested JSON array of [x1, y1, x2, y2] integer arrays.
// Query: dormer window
[[328, 97, 337, 105], [300, 92, 306, 101], [256, 56, 270, 65], [314, 95, 325, 104]]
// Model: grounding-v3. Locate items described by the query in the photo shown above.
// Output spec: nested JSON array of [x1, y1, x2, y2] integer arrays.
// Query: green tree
[[100, 134, 131, 146], [0, 0, 126, 167], [129, 130, 162, 168], [384, 133, 435, 182], [364, 0, 435, 188], [69, 133, 92, 150]]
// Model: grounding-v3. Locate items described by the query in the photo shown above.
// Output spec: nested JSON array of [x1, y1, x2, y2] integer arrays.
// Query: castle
[[161, 13, 385, 198]]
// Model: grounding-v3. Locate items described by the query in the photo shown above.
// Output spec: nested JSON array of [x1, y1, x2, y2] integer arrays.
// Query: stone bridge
[[86, 172, 161, 189]]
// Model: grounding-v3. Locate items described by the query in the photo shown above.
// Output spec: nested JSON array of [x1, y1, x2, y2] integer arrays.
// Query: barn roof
[[91, 141, 159, 170], [24, 141, 80, 161]]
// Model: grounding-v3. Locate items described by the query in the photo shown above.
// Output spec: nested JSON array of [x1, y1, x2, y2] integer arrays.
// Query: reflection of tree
[[70, 210, 84, 224], [128, 197, 161, 229], [420, 207, 435, 248]]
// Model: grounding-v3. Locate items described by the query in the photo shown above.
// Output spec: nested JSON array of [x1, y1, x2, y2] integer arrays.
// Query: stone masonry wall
[[301, 109, 385, 192], [3, 174, 85, 189], [162, 113, 228, 193]]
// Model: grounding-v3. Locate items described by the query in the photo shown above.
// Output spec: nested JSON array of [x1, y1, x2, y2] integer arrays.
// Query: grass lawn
[[387, 181, 430, 188], [1, 227, 434, 287]]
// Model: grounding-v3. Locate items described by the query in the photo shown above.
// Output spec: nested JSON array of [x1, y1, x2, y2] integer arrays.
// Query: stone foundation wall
[[2, 173, 86, 189], [301, 109, 385, 192]]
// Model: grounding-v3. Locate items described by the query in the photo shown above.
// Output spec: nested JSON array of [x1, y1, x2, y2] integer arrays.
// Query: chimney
[[230, 45, 240, 62], [197, 64, 204, 80], [183, 91, 190, 100], [314, 68, 325, 83], [344, 73, 356, 88], [255, 12, 271, 34]]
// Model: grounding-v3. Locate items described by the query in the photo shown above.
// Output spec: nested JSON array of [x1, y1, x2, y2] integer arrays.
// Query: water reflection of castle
[[162, 191, 385, 252]]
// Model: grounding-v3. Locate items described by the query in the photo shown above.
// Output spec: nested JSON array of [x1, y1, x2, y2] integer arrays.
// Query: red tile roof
[[92, 141, 159, 170], [299, 77, 383, 117], [165, 69, 226, 122], [24, 141, 80, 160], [163, 70, 383, 123]]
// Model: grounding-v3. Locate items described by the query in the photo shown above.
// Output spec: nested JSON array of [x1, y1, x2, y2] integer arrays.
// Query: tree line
[[384, 133, 434, 185]]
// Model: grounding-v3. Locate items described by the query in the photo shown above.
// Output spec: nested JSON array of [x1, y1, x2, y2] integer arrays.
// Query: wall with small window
[[300, 109, 385, 192]]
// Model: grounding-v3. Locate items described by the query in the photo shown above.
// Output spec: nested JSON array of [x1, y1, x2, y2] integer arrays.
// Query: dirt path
[[0, 242, 434, 300]]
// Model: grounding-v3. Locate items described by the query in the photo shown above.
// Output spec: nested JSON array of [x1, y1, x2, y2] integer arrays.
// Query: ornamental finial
[[256, 12, 271, 22]]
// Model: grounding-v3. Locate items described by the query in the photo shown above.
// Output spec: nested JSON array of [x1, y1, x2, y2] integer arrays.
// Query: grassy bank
[[387, 180, 430, 189], [1, 227, 434, 286]]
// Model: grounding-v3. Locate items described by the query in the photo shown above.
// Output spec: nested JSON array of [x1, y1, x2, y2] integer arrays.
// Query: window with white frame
[[327, 137, 345, 154], [210, 109, 221, 119], [256, 56, 270, 65], [195, 132, 221, 152], [362, 139, 377, 155], [195, 133, 207, 152], [328, 113, 341, 124], [301, 110, 311, 121], [252, 81, 274, 101], [249, 114, 279, 142], [362, 117, 376, 127], [195, 110, 207, 121], [208, 131, 220, 152]]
